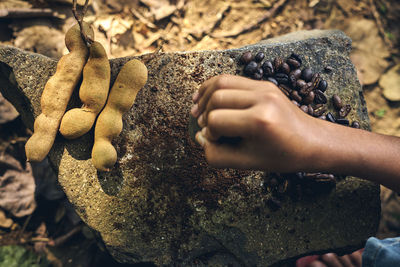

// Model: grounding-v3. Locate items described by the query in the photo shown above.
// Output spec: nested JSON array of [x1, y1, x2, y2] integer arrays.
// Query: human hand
[[190, 74, 327, 172], [306, 251, 362, 267]]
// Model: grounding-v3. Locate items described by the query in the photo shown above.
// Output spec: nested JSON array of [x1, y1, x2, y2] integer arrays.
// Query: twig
[[72, 0, 93, 46], [0, 8, 65, 19], [129, 8, 157, 29], [48, 225, 82, 247], [369, 0, 393, 50], [211, 0, 288, 38], [17, 213, 32, 241]]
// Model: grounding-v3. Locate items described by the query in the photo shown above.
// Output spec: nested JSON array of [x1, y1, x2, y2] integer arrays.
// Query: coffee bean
[[253, 68, 263, 80], [300, 105, 308, 113], [307, 104, 314, 116], [313, 107, 326, 117], [326, 112, 336, 122], [275, 73, 289, 84], [291, 100, 300, 107], [289, 74, 297, 88], [299, 82, 313, 96], [339, 104, 351, 118], [351, 121, 360, 128], [311, 73, 321, 89], [314, 104, 323, 109], [244, 61, 258, 75], [318, 80, 328, 92], [287, 58, 301, 69], [280, 84, 292, 93], [281, 62, 291, 74], [273, 57, 283, 71], [262, 61, 274, 77], [255, 52, 265, 62], [267, 77, 279, 86], [336, 118, 350, 126], [332, 94, 343, 110], [302, 68, 313, 82], [314, 90, 327, 104], [290, 69, 302, 79], [296, 79, 306, 89], [290, 90, 302, 102], [289, 53, 302, 65], [240, 51, 253, 64], [324, 66, 333, 73], [302, 91, 315, 105], [318, 115, 326, 120]]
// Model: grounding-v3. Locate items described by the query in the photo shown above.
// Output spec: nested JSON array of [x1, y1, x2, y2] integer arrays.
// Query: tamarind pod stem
[[59, 41, 111, 139], [92, 59, 148, 171], [25, 23, 94, 162]]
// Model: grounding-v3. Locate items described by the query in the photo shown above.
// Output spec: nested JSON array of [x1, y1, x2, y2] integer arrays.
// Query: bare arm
[[191, 74, 400, 192]]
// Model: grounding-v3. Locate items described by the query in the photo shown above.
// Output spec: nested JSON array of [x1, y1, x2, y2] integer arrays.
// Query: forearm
[[309, 118, 400, 192]]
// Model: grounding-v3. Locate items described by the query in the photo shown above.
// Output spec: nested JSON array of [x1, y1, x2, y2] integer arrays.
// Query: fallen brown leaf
[[380, 64, 400, 102]]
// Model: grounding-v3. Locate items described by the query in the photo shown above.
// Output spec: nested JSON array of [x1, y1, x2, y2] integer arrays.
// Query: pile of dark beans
[[239, 51, 361, 210]]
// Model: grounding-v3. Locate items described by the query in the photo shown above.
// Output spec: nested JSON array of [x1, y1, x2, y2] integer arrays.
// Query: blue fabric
[[362, 237, 400, 267]]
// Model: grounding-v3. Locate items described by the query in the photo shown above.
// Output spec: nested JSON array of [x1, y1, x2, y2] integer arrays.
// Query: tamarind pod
[[25, 23, 94, 162], [59, 41, 111, 139], [92, 59, 148, 171]]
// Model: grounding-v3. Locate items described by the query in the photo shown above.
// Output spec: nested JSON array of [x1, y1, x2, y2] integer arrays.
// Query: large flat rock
[[0, 30, 380, 266]]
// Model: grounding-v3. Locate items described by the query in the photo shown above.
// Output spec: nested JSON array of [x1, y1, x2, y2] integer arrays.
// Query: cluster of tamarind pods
[[25, 22, 148, 172]]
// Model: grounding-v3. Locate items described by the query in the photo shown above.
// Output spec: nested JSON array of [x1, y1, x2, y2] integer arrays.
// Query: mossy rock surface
[[0, 30, 379, 266]]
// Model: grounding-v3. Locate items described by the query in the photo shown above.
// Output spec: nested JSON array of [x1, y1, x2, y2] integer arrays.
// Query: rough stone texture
[[0, 30, 380, 266]]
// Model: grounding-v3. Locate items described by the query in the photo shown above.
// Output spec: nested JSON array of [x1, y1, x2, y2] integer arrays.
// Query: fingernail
[[198, 113, 205, 128], [196, 131, 206, 147], [192, 90, 199, 103], [191, 104, 199, 117]]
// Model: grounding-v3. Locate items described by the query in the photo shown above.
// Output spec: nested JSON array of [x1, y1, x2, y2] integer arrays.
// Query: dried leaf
[[0, 154, 36, 217], [141, 0, 184, 21], [0, 93, 18, 124], [380, 64, 400, 101], [345, 19, 390, 85]]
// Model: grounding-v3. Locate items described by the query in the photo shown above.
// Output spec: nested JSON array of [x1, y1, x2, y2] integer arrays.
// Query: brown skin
[[25, 23, 94, 162], [191, 74, 400, 193], [59, 41, 111, 139], [91, 59, 148, 171]]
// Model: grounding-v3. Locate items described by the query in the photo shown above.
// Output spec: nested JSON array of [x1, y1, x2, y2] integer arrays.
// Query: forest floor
[[0, 0, 399, 266]]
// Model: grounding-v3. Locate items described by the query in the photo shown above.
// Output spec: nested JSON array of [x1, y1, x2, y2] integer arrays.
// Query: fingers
[[349, 250, 362, 267], [201, 109, 253, 141], [192, 74, 258, 117], [198, 90, 254, 127], [308, 261, 328, 267]]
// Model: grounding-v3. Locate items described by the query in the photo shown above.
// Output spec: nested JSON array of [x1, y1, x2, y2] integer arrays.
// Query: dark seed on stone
[[314, 90, 327, 104], [311, 73, 321, 89], [296, 79, 306, 89], [273, 57, 283, 71], [318, 80, 328, 92], [267, 77, 279, 86], [262, 61, 274, 77], [281, 62, 291, 74], [240, 51, 253, 64], [300, 105, 308, 113], [351, 121, 360, 128], [291, 100, 300, 107], [255, 52, 265, 62], [287, 58, 301, 69], [332, 94, 343, 110], [290, 90, 302, 102], [289, 53, 302, 65], [302, 68, 313, 82], [313, 107, 326, 117], [307, 104, 314, 116], [339, 104, 351, 118], [290, 69, 302, 79], [324, 66, 333, 73], [318, 115, 326, 120], [302, 91, 315, 105], [336, 118, 350, 126], [326, 112, 336, 122], [275, 73, 289, 85], [253, 68, 263, 80], [244, 61, 258, 75], [289, 74, 297, 88]]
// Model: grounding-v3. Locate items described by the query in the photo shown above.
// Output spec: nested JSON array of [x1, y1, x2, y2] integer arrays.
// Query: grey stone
[[0, 30, 379, 266]]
